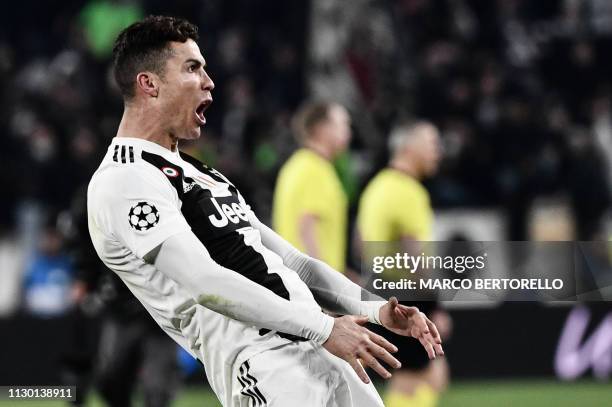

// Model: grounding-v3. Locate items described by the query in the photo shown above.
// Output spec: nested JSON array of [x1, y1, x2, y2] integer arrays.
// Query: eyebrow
[[185, 58, 207, 68]]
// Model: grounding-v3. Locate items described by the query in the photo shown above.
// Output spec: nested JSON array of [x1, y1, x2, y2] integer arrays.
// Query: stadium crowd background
[[0, 0, 611, 405]]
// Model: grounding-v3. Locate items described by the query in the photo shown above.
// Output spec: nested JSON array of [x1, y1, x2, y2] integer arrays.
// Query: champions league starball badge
[[128, 201, 160, 231]]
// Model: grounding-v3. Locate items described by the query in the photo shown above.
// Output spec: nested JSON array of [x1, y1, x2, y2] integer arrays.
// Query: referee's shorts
[[371, 301, 438, 372]]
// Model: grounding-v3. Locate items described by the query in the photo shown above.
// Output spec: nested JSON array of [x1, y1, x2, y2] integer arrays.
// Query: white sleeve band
[[359, 300, 386, 325], [151, 230, 334, 344]]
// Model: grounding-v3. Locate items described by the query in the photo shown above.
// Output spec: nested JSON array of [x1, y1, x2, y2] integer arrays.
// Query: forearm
[[151, 231, 334, 344], [253, 216, 386, 323], [285, 250, 386, 323], [298, 214, 320, 259]]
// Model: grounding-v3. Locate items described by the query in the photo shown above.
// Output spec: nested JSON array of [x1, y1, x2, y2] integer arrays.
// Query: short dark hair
[[112, 15, 199, 101], [292, 101, 333, 143]]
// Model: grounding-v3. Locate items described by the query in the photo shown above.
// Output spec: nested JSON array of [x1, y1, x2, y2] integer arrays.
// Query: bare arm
[[298, 213, 321, 259]]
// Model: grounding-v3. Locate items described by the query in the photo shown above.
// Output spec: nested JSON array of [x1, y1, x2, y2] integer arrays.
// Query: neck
[[304, 139, 333, 160], [116, 104, 178, 151], [390, 157, 420, 179]]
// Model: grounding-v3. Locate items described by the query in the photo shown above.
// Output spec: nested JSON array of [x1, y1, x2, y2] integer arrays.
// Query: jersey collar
[[111, 137, 180, 159]]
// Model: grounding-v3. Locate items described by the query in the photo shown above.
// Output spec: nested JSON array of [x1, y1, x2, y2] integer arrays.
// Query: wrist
[[360, 301, 386, 325], [309, 313, 335, 345]]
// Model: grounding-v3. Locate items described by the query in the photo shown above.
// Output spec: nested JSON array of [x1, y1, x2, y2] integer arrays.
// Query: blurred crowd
[[311, 0, 612, 240], [0, 0, 308, 317], [0, 0, 611, 318]]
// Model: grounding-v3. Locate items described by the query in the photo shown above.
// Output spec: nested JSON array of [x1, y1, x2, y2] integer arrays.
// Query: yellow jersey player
[[358, 121, 451, 407], [273, 101, 350, 273]]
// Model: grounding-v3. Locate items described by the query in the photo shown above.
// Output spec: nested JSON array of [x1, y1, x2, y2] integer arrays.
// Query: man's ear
[[310, 122, 327, 142], [136, 72, 159, 98]]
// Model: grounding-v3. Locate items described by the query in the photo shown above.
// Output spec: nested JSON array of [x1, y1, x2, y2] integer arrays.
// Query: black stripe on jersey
[[179, 151, 238, 194], [238, 361, 266, 406], [141, 152, 299, 337], [243, 361, 267, 404], [113, 145, 134, 164], [141, 152, 184, 194], [237, 376, 260, 406], [259, 329, 307, 341]]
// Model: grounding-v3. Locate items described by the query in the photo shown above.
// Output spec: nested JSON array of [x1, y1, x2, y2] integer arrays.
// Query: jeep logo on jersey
[[208, 197, 249, 228], [128, 202, 160, 231]]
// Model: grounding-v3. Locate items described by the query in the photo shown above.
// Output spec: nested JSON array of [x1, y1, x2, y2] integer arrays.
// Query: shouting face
[[155, 39, 214, 140]]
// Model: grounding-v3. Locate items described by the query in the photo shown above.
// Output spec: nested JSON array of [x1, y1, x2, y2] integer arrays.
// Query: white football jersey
[[87, 137, 324, 402]]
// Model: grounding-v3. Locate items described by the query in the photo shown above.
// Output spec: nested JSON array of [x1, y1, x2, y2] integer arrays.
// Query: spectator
[[23, 224, 74, 317]]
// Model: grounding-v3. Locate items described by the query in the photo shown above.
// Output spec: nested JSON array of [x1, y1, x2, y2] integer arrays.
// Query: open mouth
[[195, 99, 212, 125]]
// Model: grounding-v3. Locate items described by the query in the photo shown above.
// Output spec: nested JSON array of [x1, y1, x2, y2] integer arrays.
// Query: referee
[[357, 121, 451, 407], [272, 101, 351, 273]]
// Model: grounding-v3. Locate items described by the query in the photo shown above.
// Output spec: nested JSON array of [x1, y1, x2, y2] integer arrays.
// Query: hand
[[323, 315, 401, 384], [379, 297, 444, 359]]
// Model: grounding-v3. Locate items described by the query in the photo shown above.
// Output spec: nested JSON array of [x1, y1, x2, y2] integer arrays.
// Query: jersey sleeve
[[90, 165, 191, 258], [154, 230, 334, 344], [250, 211, 387, 324]]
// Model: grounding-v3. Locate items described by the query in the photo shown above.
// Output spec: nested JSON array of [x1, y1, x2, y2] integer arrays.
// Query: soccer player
[[87, 16, 443, 406], [357, 122, 451, 407], [272, 101, 350, 273]]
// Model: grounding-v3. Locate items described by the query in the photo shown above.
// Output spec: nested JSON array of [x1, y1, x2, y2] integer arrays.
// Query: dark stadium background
[[0, 0, 611, 406]]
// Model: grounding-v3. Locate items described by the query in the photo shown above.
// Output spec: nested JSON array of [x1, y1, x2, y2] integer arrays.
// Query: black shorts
[[372, 301, 437, 372]]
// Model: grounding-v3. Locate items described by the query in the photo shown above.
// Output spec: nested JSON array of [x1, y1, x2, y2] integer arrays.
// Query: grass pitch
[[1, 379, 610, 406]]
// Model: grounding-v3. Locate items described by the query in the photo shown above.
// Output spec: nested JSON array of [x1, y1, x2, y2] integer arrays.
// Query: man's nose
[[202, 71, 215, 91]]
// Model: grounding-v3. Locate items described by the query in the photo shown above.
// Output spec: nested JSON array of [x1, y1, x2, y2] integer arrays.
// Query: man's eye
[[188, 65, 197, 72]]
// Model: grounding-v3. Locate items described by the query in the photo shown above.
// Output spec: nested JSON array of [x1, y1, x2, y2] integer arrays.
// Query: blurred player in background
[[272, 101, 351, 275], [358, 121, 452, 407], [87, 16, 443, 407]]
